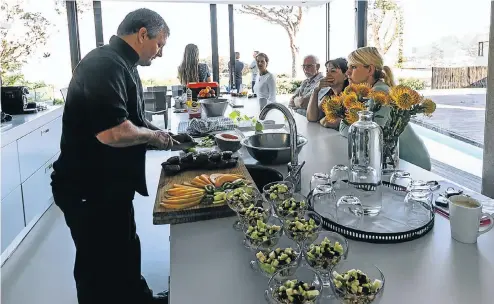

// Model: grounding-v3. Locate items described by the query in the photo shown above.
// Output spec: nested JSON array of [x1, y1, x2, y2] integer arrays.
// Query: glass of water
[[310, 173, 331, 191], [405, 181, 434, 227]]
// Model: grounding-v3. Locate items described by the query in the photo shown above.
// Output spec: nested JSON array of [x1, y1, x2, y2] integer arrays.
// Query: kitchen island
[[161, 98, 494, 304]]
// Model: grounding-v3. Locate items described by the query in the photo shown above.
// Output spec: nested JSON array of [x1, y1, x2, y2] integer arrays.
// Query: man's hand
[[289, 96, 296, 108], [171, 133, 194, 144], [148, 130, 177, 150]]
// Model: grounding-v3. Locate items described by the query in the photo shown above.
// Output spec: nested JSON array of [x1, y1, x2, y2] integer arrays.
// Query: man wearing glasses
[[289, 55, 324, 115]]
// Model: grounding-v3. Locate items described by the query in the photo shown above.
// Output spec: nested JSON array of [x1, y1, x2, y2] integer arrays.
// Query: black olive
[[163, 165, 181, 175], [204, 162, 217, 170], [194, 153, 209, 165], [167, 156, 180, 165], [208, 152, 221, 162], [221, 151, 233, 160], [226, 159, 238, 168], [182, 152, 195, 163], [217, 160, 229, 169]]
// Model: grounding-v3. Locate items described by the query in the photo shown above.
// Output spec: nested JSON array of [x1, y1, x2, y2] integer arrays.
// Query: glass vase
[[347, 111, 383, 216], [382, 138, 399, 176]]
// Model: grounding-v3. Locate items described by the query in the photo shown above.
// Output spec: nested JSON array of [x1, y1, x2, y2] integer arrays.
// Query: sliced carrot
[[161, 199, 201, 210], [166, 189, 204, 196], [167, 188, 204, 194], [162, 196, 203, 204], [183, 182, 205, 189], [199, 174, 213, 185], [192, 177, 209, 186], [173, 184, 202, 190], [164, 193, 204, 201]]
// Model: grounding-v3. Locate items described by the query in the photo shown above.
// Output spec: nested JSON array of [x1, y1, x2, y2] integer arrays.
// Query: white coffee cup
[[449, 195, 494, 244]]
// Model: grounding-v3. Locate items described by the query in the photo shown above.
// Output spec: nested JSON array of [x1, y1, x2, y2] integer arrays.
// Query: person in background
[[51, 8, 174, 304], [249, 50, 259, 93], [343, 46, 431, 171], [307, 58, 349, 127], [289, 55, 324, 116], [254, 52, 277, 103], [177, 43, 211, 85], [229, 52, 245, 91]]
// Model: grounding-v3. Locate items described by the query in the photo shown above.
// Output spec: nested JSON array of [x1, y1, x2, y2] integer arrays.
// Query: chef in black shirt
[[51, 8, 173, 304]]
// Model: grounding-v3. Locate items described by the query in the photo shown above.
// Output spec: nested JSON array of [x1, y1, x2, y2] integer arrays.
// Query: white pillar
[[482, 1, 494, 198]]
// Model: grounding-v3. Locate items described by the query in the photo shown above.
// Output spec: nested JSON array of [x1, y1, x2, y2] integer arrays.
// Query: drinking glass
[[390, 170, 413, 189], [310, 173, 331, 192], [336, 195, 363, 229], [405, 181, 434, 227], [330, 165, 349, 191], [310, 184, 337, 219]]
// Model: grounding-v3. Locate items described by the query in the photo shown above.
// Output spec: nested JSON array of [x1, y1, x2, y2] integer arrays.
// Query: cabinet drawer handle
[[45, 163, 53, 174], [41, 128, 50, 135]]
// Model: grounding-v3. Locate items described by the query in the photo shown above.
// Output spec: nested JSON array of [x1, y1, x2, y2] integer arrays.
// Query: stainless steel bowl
[[199, 98, 228, 117], [240, 133, 308, 165]]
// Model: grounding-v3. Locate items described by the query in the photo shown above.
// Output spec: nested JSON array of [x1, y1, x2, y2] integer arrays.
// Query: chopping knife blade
[[170, 141, 198, 151]]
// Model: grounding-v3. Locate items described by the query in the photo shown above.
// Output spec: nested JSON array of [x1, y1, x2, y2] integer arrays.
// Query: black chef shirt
[[52, 36, 148, 199]]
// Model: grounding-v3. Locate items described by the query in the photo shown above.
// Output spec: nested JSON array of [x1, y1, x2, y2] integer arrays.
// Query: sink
[[240, 133, 308, 165], [245, 164, 283, 190]]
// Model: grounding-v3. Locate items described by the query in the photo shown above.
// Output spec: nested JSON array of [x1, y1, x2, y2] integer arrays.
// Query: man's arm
[[96, 120, 157, 147], [84, 58, 169, 149]]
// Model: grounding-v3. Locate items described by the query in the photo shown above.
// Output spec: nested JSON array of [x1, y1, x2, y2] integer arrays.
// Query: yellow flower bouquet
[[321, 83, 436, 171]]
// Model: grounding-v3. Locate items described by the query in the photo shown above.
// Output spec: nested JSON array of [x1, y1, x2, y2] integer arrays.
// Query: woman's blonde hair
[[178, 44, 199, 85], [348, 46, 396, 87]]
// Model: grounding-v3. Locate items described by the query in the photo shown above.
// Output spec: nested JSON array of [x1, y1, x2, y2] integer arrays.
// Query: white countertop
[[1, 106, 64, 147], [163, 97, 494, 304]]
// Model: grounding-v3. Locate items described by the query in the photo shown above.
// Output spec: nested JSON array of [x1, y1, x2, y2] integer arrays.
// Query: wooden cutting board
[[153, 159, 257, 225]]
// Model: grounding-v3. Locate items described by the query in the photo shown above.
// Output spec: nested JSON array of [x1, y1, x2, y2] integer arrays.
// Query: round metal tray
[[308, 181, 435, 244]]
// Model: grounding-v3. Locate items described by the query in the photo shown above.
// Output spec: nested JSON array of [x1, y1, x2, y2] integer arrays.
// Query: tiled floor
[[1, 151, 171, 304]]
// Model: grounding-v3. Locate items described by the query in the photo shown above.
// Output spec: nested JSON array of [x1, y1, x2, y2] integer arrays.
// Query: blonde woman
[[178, 43, 212, 85], [342, 46, 431, 171]]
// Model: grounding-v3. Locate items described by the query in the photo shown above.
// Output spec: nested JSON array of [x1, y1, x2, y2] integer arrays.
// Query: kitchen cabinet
[[17, 116, 62, 182], [1, 141, 21, 200], [1, 106, 63, 258], [22, 153, 58, 228], [1, 187, 25, 253]]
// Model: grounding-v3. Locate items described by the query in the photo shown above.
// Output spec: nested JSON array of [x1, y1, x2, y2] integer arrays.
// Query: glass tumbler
[[330, 165, 349, 191], [310, 184, 337, 219], [310, 173, 331, 192], [336, 195, 364, 229], [390, 170, 413, 189], [405, 181, 434, 227]]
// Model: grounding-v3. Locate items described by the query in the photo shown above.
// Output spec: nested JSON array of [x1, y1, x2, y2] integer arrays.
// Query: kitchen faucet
[[259, 103, 305, 192]]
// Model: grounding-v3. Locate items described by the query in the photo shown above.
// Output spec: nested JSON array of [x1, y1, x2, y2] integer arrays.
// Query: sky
[[14, 0, 493, 89]]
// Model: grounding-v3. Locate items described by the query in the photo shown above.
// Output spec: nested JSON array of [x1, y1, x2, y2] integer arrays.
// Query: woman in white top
[[254, 52, 277, 103]]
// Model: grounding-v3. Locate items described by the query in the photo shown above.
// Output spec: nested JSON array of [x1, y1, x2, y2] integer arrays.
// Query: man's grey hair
[[303, 54, 320, 64], [117, 8, 170, 39]]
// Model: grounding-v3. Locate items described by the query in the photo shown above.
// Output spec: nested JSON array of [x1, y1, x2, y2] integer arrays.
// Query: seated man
[[289, 55, 324, 115]]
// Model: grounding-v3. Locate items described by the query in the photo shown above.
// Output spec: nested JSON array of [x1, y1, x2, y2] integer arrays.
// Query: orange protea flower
[[369, 91, 390, 106], [345, 102, 366, 125], [354, 83, 372, 98], [324, 112, 340, 123], [344, 84, 359, 95], [342, 92, 358, 109], [389, 85, 422, 110], [421, 98, 437, 116], [321, 95, 343, 114]]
